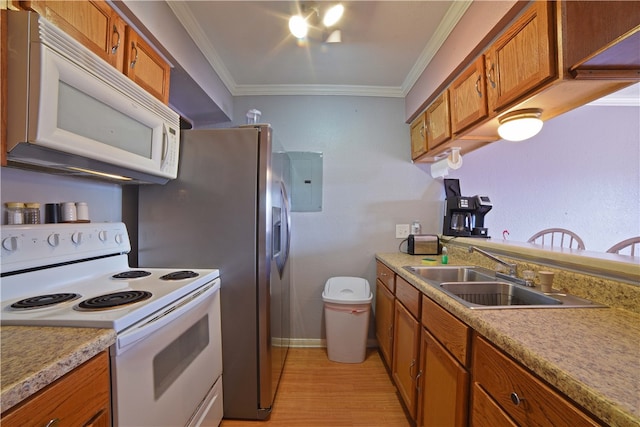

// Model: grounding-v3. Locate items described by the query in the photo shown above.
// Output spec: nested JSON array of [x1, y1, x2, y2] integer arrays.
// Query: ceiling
[[165, 1, 471, 97]]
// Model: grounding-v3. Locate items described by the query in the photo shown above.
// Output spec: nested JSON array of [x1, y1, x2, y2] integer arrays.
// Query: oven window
[[153, 315, 210, 400]]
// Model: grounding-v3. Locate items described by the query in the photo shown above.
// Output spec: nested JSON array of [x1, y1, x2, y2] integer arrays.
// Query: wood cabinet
[[450, 56, 488, 134], [21, 0, 125, 70], [1, 351, 111, 427], [21, 0, 171, 104], [391, 276, 422, 420], [418, 328, 469, 427], [472, 335, 600, 426], [417, 295, 470, 427], [375, 280, 394, 366], [410, 113, 427, 160], [484, 0, 556, 113], [392, 298, 421, 419], [124, 26, 171, 104], [1, 8, 6, 167], [424, 91, 451, 150]]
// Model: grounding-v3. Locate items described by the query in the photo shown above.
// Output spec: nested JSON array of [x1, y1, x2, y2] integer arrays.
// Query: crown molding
[[401, 1, 472, 97], [233, 84, 404, 97]]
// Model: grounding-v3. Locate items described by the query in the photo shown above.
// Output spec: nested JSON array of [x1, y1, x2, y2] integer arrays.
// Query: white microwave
[[6, 11, 180, 184]]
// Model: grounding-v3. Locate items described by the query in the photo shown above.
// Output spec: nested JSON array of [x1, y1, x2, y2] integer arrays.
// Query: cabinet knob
[[510, 392, 524, 406], [44, 418, 60, 427]]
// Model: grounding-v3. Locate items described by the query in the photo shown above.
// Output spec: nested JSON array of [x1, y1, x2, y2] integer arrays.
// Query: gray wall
[[230, 96, 441, 344]]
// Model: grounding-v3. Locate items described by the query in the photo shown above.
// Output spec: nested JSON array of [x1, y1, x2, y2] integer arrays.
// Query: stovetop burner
[[112, 270, 152, 279], [10, 293, 81, 310], [75, 290, 152, 311], [160, 270, 199, 280]]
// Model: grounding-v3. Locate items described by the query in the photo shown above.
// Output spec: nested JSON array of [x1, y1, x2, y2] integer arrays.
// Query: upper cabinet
[[450, 56, 488, 134], [410, 0, 640, 163], [21, 1, 125, 69], [124, 27, 170, 104], [484, 1, 555, 113], [20, 0, 171, 104], [411, 91, 451, 161]]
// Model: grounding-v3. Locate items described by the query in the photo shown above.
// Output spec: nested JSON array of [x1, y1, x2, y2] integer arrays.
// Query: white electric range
[[1, 222, 223, 427]]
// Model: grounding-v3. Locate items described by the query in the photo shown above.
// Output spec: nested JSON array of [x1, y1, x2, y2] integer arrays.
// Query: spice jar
[[24, 203, 42, 224], [6, 202, 25, 225]]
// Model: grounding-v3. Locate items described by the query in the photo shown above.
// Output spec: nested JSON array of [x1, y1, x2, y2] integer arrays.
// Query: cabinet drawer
[[473, 336, 600, 426], [376, 261, 395, 293], [395, 276, 420, 318], [421, 295, 470, 366], [2, 351, 111, 427], [471, 383, 517, 427]]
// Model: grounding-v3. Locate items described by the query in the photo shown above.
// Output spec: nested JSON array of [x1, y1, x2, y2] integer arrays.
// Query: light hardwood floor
[[221, 348, 412, 426]]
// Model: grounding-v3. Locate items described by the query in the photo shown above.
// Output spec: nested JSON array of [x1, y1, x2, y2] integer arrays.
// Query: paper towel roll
[[430, 158, 449, 178]]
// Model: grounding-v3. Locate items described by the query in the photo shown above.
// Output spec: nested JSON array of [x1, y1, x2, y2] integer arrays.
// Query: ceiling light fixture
[[289, 3, 344, 42], [288, 15, 308, 39], [497, 109, 544, 142]]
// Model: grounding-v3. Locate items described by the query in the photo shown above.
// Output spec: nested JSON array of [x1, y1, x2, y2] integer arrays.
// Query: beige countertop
[[0, 326, 116, 414], [377, 252, 640, 427]]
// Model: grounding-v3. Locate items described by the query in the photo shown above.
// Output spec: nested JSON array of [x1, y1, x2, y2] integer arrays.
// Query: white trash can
[[322, 276, 373, 363]]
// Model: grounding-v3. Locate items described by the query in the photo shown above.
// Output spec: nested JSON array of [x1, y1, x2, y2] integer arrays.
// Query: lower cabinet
[[375, 280, 395, 366], [418, 295, 470, 427], [392, 298, 421, 419], [1, 351, 111, 427], [472, 335, 601, 426]]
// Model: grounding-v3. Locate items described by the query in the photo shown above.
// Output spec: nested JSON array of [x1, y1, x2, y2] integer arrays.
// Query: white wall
[[231, 96, 442, 341], [1, 168, 123, 224], [447, 104, 640, 252]]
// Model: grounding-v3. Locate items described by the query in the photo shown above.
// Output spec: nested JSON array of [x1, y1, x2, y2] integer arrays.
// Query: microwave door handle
[[161, 124, 169, 163]]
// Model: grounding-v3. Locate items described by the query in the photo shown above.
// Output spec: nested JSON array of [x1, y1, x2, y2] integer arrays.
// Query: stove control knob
[[115, 233, 124, 245], [72, 232, 83, 245], [98, 230, 108, 242], [47, 233, 60, 247], [2, 236, 19, 251]]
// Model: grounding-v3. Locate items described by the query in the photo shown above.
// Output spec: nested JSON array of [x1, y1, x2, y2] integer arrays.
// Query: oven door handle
[[115, 279, 219, 355]]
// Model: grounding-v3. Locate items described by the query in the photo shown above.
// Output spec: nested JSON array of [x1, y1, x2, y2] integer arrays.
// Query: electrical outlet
[[395, 224, 410, 239]]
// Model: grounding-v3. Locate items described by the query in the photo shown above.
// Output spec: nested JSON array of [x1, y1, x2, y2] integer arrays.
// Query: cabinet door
[[485, 1, 556, 112], [22, 0, 125, 69], [471, 383, 518, 427], [375, 280, 395, 367], [425, 91, 451, 150], [417, 328, 469, 427], [410, 113, 427, 160], [1, 352, 111, 427], [473, 336, 600, 426], [392, 300, 421, 419], [450, 56, 488, 134], [124, 27, 171, 104]]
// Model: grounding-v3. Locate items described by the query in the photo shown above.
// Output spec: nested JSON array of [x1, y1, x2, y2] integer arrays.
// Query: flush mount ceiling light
[[289, 3, 344, 43], [497, 109, 544, 142]]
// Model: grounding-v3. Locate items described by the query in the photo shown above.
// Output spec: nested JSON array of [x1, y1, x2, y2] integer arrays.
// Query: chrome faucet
[[468, 246, 517, 276]]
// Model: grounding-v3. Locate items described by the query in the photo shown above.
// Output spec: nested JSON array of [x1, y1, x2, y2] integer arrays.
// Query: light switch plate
[[396, 224, 410, 239]]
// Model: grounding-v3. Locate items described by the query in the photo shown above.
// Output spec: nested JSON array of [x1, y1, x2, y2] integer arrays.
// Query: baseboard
[[288, 338, 379, 348]]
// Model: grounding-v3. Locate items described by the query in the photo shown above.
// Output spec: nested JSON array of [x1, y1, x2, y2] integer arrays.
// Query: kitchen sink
[[403, 265, 607, 309], [404, 265, 496, 283], [439, 282, 561, 308]]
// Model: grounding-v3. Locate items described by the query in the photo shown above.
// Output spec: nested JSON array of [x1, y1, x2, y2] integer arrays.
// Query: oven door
[[110, 279, 222, 427]]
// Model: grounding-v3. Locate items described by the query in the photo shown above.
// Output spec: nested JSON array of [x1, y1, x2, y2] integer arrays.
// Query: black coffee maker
[[442, 179, 492, 237]]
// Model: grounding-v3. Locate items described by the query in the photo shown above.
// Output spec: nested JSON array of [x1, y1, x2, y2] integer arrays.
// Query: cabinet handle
[[130, 43, 139, 69], [510, 392, 524, 406], [415, 369, 423, 392], [111, 25, 121, 54], [475, 75, 482, 98], [409, 359, 416, 379], [44, 419, 60, 427], [420, 126, 424, 138], [487, 62, 497, 89]]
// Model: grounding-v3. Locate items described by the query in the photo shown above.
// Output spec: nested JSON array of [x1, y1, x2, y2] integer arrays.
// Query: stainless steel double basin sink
[[403, 265, 606, 309]]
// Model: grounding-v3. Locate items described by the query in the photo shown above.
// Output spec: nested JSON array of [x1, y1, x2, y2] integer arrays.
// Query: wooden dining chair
[[606, 237, 640, 256], [527, 228, 586, 250]]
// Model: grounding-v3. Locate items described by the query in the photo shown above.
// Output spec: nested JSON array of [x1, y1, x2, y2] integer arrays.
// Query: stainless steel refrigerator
[[136, 125, 291, 420]]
